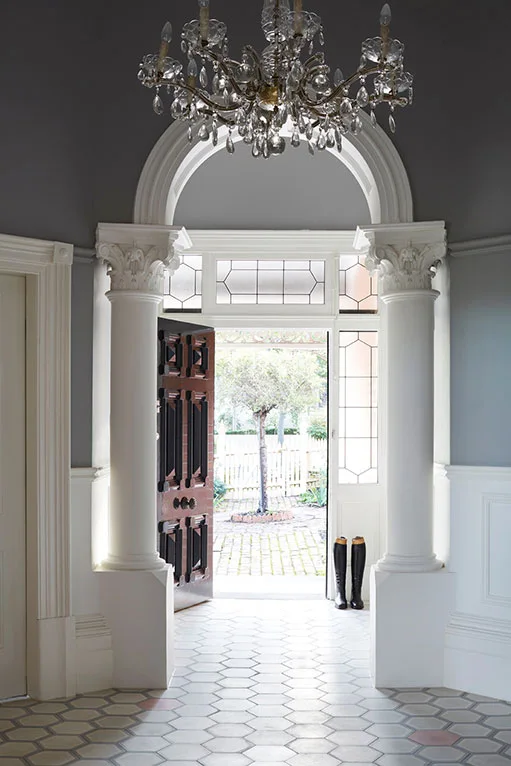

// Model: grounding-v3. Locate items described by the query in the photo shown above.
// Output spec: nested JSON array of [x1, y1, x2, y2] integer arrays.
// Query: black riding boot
[[333, 537, 348, 609], [350, 536, 366, 610]]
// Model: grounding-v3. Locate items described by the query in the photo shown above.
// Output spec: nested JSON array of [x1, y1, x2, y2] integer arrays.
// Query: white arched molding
[[0, 234, 72, 700], [134, 113, 413, 227]]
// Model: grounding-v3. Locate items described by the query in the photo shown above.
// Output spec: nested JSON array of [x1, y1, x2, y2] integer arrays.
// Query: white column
[[355, 223, 455, 689], [96, 224, 191, 571], [355, 226, 447, 572], [377, 274, 441, 570]]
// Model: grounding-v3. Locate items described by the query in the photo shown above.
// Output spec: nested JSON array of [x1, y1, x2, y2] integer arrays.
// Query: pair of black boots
[[334, 536, 366, 610]]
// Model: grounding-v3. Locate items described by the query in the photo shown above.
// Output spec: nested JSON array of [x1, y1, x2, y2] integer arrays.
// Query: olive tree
[[216, 349, 322, 512]]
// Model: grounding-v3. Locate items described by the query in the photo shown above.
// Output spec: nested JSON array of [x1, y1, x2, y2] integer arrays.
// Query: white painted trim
[[0, 233, 72, 700], [164, 229, 381, 319], [434, 462, 448, 479], [449, 234, 511, 258], [70, 467, 97, 480], [447, 465, 511, 481], [185, 229, 360, 256], [446, 611, 511, 644], [73, 247, 96, 265], [75, 614, 111, 639], [482, 494, 511, 608], [134, 114, 413, 227], [445, 611, 511, 702]]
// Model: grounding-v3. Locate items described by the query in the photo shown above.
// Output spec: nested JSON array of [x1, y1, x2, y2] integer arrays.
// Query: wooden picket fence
[[215, 433, 327, 500]]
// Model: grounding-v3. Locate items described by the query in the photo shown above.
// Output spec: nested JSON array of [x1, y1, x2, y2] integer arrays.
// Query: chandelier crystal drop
[[138, 0, 413, 157]]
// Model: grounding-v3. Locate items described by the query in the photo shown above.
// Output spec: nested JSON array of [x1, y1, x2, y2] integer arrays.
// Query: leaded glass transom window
[[338, 331, 378, 484], [163, 255, 202, 311], [216, 260, 325, 305], [339, 255, 378, 312]]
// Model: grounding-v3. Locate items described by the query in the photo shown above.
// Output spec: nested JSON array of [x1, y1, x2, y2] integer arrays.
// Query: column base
[[370, 566, 455, 688], [101, 552, 166, 571], [377, 552, 443, 573], [99, 567, 174, 689]]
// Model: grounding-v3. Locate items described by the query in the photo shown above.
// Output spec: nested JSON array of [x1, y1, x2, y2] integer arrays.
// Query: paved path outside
[[213, 496, 326, 578]]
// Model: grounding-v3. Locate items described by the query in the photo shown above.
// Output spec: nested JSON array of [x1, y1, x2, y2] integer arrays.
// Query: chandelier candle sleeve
[[294, 0, 303, 33], [138, 1, 413, 157], [157, 22, 172, 72], [199, 0, 210, 43]]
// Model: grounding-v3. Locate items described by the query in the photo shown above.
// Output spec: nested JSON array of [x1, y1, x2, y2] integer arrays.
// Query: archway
[[134, 114, 413, 227], [94, 110, 450, 692], [132, 117, 412, 607]]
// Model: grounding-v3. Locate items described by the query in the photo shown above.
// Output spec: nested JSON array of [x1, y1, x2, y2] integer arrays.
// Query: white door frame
[[160, 229, 384, 599], [161, 309, 383, 601], [0, 234, 72, 700]]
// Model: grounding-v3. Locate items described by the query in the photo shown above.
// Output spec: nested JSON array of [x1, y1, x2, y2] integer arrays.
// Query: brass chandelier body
[[138, 0, 413, 157]]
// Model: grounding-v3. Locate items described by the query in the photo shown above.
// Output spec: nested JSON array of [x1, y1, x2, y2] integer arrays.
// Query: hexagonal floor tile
[[158, 743, 210, 760], [28, 753, 76, 766], [458, 737, 502, 753], [418, 746, 464, 762], [245, 745, 296, 762], [409, 730, 459, 746]]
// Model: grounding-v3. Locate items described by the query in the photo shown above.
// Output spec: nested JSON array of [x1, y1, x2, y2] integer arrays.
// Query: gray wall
[[71, 261, 94, 467], [0, 0, 510, 465], [450, 252, 511, 466]]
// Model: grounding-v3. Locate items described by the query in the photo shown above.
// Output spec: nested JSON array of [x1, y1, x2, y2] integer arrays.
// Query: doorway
[[0, 274, 26, 699], [214, 329, 329, 598]]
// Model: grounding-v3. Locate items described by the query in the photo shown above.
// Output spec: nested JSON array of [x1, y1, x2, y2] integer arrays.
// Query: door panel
[[0, 275, 26, 699], [157, 319, 214, 611]]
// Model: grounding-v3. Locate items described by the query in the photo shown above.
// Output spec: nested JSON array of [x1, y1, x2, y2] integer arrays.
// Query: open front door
[[157, 318, 215, 611]]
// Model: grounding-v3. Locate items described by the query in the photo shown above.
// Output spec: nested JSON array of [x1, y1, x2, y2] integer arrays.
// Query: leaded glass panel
[[339, 255, 378, 312], [163, 255, 202, 310], [338, 330, 378, 484], [216, 260, 326, 305]]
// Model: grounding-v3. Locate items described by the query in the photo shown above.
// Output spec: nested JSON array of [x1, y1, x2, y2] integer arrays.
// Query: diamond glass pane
[[216, 260, 326, 305], [339, 255, 378, 312], [163, 255, 202, 310], [338, 331, 378, 484]]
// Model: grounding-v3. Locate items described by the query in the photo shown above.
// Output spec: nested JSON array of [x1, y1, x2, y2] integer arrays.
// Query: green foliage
[[222, 428, 300, 435], [213, 478, 227, 506], [216, 349, 323, 420], [300, 469, 327, 507], [265, 427, 299, 436], [307, 413, 328, 441]]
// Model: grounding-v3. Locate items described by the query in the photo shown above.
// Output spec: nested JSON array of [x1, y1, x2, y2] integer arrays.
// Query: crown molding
[[186, 229, 359, 256], [74, 247, 96, 264], [449, 234, 511, 258]]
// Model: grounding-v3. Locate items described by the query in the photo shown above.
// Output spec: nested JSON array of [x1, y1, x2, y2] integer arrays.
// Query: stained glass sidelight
[[163, 255, 202, 310], [216, 260, 326, 305], [339, 255, 378, 312], [338, 331, 378, 484]]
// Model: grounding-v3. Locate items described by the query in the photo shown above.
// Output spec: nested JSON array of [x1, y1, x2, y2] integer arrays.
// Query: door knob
[[173, 497, 197, 511]]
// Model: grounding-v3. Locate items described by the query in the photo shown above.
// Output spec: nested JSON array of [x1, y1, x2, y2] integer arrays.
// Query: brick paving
[[213, 496, 327, 577]]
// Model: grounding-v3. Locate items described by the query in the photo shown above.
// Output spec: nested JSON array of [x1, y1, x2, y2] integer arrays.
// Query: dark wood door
[[157, 318, 215, 611]]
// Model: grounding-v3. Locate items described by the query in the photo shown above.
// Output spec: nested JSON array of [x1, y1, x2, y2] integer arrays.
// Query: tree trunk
[[255, 410, 269, 513]]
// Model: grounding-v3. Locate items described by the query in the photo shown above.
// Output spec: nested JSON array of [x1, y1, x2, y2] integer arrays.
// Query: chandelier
[[138, 0, 413, 158]]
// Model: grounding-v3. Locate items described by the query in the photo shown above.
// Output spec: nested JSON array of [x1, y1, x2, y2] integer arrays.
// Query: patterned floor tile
[[2, 600, 511, 764]]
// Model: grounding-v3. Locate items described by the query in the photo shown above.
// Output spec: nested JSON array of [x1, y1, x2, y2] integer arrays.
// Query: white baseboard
[[74, 614, 113, 695], [445, 612, 511, 701]]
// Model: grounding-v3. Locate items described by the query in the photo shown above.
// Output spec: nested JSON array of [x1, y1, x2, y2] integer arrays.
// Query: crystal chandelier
[[138, 0, 413, 158]]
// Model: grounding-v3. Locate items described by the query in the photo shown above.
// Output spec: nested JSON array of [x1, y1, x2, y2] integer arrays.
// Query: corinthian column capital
[[354, 222, 447, 296], [96, 223, 192, 294]]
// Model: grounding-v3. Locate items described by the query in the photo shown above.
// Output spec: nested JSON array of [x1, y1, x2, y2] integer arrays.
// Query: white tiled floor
[[1, 599, 511, 764]]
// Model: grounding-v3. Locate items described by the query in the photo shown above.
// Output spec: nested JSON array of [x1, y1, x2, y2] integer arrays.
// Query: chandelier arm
[[313, 66, 384, 107], [200, 49, 249, 99], [242, 45, 264, 83], [175, 79, 256, 113]]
